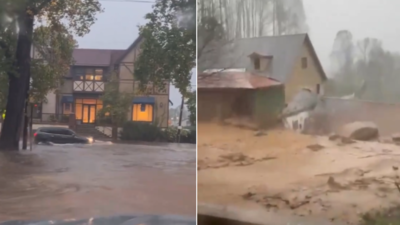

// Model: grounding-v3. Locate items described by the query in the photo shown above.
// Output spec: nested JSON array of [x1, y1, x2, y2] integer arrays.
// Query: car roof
[[37, 127, 71, 131]]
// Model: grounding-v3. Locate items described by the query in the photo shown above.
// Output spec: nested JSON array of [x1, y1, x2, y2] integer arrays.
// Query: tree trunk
[[0, 11, 34, 151]]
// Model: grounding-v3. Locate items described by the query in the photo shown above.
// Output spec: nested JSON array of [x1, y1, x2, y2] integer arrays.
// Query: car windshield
[[0, 0, 196, 223]]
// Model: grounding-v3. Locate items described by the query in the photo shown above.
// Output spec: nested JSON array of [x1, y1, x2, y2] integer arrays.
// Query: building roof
[[200, 33, 327, 82], [71, 35, 143, 67], [198, 71, 282, 89], [72, 49, 126, 67]]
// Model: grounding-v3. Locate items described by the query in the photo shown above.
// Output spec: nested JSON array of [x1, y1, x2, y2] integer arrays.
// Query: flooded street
[[0, 142, 196, 222], [198, 123, 400, 224]]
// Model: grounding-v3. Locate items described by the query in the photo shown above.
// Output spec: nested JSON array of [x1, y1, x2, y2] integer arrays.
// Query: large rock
[[339, 121, 379, 141]]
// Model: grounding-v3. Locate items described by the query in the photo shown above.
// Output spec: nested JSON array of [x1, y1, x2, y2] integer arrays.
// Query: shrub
[[120, 122, 196, 143], [61, 115, 69, 123], [162, 126, 196, 144], [180, 126, 196, 144], [120, 121, 163, 142], [49, 114, 57, 122], [163, 126, 189, 142]]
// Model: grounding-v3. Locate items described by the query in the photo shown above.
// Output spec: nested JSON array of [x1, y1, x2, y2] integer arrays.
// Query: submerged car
[[34, 127, 93, 144]]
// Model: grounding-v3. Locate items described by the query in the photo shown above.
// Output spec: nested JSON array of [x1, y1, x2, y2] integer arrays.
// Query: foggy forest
[[198, 0, 400, 104]]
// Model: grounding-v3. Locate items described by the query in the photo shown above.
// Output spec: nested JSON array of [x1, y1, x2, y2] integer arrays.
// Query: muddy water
[[198, 123, 400, 224], [0, 141, 196, 221]]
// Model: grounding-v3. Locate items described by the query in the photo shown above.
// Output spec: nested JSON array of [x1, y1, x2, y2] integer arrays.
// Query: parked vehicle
[[34, 127, 93, 144]]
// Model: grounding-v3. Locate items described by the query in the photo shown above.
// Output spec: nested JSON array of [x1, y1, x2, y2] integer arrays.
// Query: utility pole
[[176, 95, 185, 143], [29, 102, 33, 151]]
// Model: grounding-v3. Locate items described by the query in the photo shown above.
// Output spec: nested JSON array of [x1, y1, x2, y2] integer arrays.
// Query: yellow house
[[201, 33, 327, 103]]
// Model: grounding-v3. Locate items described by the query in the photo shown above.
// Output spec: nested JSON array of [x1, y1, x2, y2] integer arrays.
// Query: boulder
[[339, 121, 379, 141], [392, 133, 400, 142]]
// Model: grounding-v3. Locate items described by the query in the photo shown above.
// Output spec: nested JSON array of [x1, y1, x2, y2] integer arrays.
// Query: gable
[[303, 35, 327, 81], [200, 34, 307, 82], [118, 36, 143, 63]]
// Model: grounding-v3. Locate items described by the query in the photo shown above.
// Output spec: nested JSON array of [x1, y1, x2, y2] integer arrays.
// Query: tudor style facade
[[37, 36, 170, 127]]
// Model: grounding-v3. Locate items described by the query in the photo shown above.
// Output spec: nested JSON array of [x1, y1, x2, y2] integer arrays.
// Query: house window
[[74, 67, 103, 80], [132, 104, 153, 122], [254, 58, 260, 70], [63, 103, 72, 114], [94, 69, 103, 81], [301, 57, 308, 69]]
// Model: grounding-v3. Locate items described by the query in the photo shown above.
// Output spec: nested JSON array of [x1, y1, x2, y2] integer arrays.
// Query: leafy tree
[[327, 30, 400, 103], [97, 74, 134, 140], [0, 0, 102, 150], [134, 0, 196, 96], [30, 25, 76, 103]]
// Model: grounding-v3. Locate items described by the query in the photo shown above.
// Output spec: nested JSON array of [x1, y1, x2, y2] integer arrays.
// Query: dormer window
[[254, 58, 261, 70], [248, 52, 272, 71]]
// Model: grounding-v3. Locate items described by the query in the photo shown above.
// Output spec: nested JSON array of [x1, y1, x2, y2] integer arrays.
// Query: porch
[[198, 71, 285, 129]]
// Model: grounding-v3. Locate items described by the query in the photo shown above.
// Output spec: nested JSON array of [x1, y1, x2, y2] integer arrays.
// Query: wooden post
[[29, 103, 33, 151]]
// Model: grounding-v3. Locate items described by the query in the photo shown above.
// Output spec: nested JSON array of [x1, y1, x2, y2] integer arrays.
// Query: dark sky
[[74, 0, 196, 107]]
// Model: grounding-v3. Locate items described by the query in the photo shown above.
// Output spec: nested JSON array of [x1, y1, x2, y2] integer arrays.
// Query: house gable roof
[[71, 35, 143, 67], [201, 33, 327, 82], [303, 34, 327, 81], [72, 49, 125, 67], [115, 36, 143, 64]]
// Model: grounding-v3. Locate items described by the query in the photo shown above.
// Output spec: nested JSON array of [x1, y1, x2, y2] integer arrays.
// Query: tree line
[[326, 29, 400, 103]]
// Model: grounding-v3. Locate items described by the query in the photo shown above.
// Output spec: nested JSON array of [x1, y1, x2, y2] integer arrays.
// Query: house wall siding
[[41, 91, 57, 121], [60, 79, 73, 94], [118, 39, 169, 127], [285, 41, 324, 103]]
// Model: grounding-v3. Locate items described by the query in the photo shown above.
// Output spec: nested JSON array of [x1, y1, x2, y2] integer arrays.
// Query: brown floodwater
[[0, 141, 196, 222]]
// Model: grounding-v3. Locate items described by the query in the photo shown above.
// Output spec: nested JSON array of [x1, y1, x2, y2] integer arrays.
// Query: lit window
[[132, 104, 153, 122], [85, 75, 94, 80]]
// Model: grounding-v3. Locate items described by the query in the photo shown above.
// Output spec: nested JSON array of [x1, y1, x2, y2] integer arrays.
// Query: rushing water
[[0, 142, 196, 221]]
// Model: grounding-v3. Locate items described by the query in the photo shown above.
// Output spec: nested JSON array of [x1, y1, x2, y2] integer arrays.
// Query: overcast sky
[[303, 0, 400, 73], [75, 0, 400, 105]]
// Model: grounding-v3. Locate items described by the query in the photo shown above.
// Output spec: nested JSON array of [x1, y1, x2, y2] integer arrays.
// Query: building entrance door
[[82, 104, 96, 124]]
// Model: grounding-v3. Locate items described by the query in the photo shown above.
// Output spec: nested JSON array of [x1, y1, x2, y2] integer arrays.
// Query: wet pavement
[[0, 141, 196, 222]]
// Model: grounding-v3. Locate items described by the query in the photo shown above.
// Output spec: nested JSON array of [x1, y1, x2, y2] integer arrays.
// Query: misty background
[[199, 0, 400, 103]]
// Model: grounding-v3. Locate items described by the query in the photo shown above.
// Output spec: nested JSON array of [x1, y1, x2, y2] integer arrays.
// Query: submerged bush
[[120, 121, 163, 142], [120, 122, 196, 144]]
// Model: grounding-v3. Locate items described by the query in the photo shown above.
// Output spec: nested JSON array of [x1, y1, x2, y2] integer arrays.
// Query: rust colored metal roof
[[72, 49, 126, 66], [198, 71, 282, 89]]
